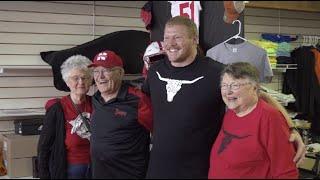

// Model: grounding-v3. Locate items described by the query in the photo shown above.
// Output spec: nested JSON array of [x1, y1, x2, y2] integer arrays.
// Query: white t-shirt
[[169, 1, 202, 31]]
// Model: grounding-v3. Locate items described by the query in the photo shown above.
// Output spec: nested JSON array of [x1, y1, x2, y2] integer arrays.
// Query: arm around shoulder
[[260, 110, 299, 178]]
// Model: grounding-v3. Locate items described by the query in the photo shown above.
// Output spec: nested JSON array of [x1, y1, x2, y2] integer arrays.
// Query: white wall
[[0, 1, 146, 132], [0, 1, 146, 113], [0, 1, 319, 131]]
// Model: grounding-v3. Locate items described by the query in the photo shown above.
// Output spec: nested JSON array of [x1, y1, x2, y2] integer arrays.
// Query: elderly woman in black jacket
[[37, 55, 93, 179]]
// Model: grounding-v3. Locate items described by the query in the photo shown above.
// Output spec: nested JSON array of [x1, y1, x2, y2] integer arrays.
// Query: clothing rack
[[302, 35, 320, 46]]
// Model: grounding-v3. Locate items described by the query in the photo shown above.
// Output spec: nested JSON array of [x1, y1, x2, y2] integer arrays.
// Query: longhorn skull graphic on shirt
[[156, 71, 204, 102]]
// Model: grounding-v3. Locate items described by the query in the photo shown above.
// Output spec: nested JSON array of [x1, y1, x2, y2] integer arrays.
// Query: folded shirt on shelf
[[277, 42, 292, 52], [261, 33, 298, 43], [250, 40, 278, 57], [306, 143, 320, 153], [276, 51, 291, 57], [268, 56, 277, 68], [276, 42, 292, 57], [260, 85, 296, 105], [269, 56, 277, 64]]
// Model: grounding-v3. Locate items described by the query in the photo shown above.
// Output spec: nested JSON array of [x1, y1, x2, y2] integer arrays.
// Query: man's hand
[[289, 129, 306, 167]]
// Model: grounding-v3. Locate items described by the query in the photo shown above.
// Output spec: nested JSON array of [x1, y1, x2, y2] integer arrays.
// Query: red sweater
[[60, 95, 92, 165], [208, 99, 298, 179]]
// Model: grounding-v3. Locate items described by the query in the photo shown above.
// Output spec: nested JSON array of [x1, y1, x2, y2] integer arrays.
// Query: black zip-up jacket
[[37, 100, 67, 179], [90, 83, 152, 179]]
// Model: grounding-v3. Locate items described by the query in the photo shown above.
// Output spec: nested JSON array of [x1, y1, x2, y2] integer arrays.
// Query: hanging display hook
[[222, 20, 247, 44], [234, 20, 241, 38]]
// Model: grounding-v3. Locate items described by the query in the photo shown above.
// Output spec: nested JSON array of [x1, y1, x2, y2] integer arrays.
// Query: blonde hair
[[165, 16, 198, 39], [259, 91, 294, 128]]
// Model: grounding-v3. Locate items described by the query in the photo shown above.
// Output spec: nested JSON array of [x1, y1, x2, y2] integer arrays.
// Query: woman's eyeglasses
[[220, 82, 251, 91], [69, 76, 91, 82]]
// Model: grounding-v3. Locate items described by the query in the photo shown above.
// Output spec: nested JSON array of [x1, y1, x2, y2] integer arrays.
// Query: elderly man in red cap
[[88, 50, 152, 179]]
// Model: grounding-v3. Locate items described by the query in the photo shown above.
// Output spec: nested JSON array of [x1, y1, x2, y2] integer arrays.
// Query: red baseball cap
[[88, 50, 123, 68]]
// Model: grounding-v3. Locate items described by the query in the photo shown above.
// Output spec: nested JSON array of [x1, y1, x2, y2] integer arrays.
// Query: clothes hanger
[[316, 37, 320, 50], [304, 36, 307, 46], [222, 20, 247, 44], [302, 35, 306, 46], [311, 36, 316, 47], [313, 36, 318, 48], [311, 36, 315, 47], [306, 36, 311, 46], [309, 36, 313, 47]]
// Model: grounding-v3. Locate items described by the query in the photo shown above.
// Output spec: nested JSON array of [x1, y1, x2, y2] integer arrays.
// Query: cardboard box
[[2, 134, 39, 178], [3, 157, 33, 178], [0, 134, 4, 176], [0, 134, 3, 151], [2, 134, 39, 159], [0, 120, 14, 132]]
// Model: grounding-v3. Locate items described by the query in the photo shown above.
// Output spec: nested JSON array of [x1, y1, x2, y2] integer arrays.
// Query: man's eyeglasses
[[69, 76, 91, 82], [220, 82, 251, 91], [93, 68, 116, 76]]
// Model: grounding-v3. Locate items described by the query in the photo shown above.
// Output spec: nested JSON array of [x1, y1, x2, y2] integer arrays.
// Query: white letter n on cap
[[97, 52, 107, 61]]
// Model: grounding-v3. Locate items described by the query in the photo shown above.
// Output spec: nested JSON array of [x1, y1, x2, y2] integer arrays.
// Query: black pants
[[91, 158, 115, 179], [91, 157, 146, 179]]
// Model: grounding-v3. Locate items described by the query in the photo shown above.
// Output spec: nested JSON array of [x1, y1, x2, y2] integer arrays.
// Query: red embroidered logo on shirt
[[114, 108, 127, 117]]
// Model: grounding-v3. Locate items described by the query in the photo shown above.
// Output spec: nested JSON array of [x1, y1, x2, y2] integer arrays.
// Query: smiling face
[[93, 66, 123, 95], [163, 24, 197, 67], [66, 68, 92, 97], [221, 73, 259, 115]]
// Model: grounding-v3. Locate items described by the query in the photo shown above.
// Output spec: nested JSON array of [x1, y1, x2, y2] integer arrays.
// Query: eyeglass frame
[[68, 75, 91, 83], [92, 68, 118, 77], [220, 82, 252, 91]]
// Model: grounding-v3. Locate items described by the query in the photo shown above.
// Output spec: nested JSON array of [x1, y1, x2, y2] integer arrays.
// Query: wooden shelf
[[0, 65, 51, 74], [0, 65, 51, 73], [0, 108, 45, 121]]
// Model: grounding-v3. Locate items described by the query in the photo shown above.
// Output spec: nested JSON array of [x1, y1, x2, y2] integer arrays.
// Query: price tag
[[232, 48, 237, 53]]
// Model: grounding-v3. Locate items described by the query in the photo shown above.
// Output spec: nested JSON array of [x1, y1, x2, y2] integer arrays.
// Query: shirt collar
[[116, 82, 128, 101], [96, 82, 128, 104]]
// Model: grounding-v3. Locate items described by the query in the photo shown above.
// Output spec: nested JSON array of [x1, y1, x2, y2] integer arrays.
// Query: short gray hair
[[221, 62, 260, 84], [61, 55, 92, 82]]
